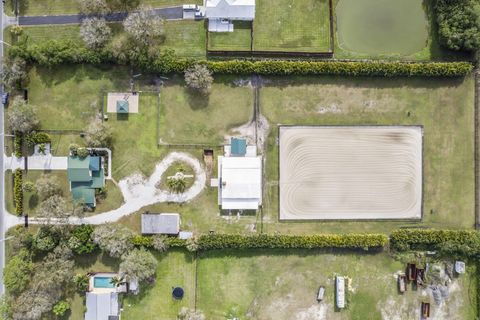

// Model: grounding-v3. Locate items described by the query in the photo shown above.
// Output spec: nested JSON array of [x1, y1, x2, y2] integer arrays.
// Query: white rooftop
[[218, 155, 262, 210], [84, 292, 119, 320], [205, 0, 255, 20]]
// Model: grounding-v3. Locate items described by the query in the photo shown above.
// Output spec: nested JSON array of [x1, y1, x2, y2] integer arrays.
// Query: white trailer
[[336, 276, 345, 309]]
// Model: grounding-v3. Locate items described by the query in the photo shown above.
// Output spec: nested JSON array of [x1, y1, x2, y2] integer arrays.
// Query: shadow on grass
[[186, 89, 210, 110], [74, 251, 120, 271]]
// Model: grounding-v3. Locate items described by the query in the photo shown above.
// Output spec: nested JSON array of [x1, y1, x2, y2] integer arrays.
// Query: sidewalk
[[3, 155, 67, 171]]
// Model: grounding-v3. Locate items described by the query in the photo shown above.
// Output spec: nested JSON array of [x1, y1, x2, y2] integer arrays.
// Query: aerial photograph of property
[[0, 0, 479, 319]]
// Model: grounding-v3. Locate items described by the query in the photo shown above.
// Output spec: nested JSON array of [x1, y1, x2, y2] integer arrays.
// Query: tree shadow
[[185, 89, 210, 110], [28, 194, 38, 209], [116, 113, 129, 121]]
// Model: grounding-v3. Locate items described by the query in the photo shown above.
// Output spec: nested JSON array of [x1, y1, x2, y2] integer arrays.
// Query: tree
[[1, 57, 28, 89], [178, 307, 206, 320], [80, 17, 112, 49], [35, 174, 62, 200], [3, 249, 33, 294], [119, 248, 158, 282], [92, 224, 134, 257], [68, 224, 97, 254], [77, 0, 109, 14], [184, 64, 213, 95], [7, 97, 39, 134], [186, 236, 199, 252], [73, 273, 90, 292], [167, 176, 187, 193], [36, 195, 69, 223], [123, 8, 164, 45], [436, 0, 480, 51], [152, 234, 169, 252], [85, 120, 112, 148]]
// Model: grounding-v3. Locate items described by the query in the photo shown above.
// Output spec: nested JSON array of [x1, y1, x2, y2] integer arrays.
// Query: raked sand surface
[[279, 126, 422, 220]]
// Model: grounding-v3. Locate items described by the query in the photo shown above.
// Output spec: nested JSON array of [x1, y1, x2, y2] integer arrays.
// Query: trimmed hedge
[[132, 233, 387, 251], [9, 40, 473, 77], [13, 169, 23, 216], [131, 235, 186, 248], [197, 234, 387, 251]]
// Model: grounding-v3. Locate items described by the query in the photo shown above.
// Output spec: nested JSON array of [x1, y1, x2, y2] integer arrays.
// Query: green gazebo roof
[[117, 100, 129, 113]]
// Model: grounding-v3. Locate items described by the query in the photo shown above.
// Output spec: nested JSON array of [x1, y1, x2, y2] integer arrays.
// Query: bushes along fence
[[13, 169, 23, 216]]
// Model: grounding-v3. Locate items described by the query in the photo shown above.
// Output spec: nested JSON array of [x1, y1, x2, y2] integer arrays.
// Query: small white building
[[205, 0, 255, 32], [216, 138, 262, 210]]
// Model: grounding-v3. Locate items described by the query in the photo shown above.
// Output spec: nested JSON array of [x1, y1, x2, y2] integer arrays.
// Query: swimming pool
[[93, 276, 115, 288]]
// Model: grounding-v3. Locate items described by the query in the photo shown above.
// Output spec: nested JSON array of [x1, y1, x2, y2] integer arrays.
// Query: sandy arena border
[[107, 92, 139, 113], [279, 126, 423, 220]]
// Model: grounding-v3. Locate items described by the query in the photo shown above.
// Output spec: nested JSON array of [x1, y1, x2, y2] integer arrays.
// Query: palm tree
[[167, 176, 186, 193]]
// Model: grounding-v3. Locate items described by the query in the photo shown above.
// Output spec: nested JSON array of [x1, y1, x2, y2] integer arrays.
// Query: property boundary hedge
[[390, 229, 480, 251], [132, 233, 387, 251], [9, 40, 473, 77], [13, 169, 23, 216]]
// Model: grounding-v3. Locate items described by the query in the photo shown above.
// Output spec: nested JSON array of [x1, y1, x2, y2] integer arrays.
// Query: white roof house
[[205, 0, 255, 32], [84, 292, 120, 320], [217, 156, 262, 210]]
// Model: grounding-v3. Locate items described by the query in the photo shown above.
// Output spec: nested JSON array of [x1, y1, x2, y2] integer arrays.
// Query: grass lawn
[[159, 76, 253, 145], [27, 65, 130, 130], [162, 20, 206, 58], [333, 0, 472, 61], [122, 250, 196, 320], [208, 21, 252, 51], [253, 0, 331, 52], [4, 171, 14, 214], [260, 75, 475, 233], [5, 0, 202, 16], [196, 250, 477, 319]]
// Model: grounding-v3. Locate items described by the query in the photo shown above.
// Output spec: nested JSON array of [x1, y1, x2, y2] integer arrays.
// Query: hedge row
[[13, 169, 23, 216], [14, 134, 22, 158], [390, 229, 480, 252], [10, 40, 473, 77], [132, 233, 387, 251]]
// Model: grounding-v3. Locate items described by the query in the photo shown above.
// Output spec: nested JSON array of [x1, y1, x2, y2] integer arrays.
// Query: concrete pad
[[107, 92, 139, 113]]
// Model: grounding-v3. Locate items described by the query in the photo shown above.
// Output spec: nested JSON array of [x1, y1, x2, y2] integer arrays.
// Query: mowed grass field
[[261, 75, 475, 232], [159, 76, 253, 145], [208, 21, 252, 51], [253, 0, 331, 52], [5, 0, 202, 16]]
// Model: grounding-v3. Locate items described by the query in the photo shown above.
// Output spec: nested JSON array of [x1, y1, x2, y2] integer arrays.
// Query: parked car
[[2, 92, 9, 105]]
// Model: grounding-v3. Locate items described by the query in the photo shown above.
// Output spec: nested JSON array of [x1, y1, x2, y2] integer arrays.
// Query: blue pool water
[[94, 276, 115, 288]]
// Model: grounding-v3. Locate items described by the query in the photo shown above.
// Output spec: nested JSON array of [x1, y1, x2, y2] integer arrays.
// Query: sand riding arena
[[279, 126, 423, 220]]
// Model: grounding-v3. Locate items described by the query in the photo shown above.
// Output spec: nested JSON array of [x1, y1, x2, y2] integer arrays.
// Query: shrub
[[69, 224, 97, 254], [10, 25, 23, 36], [52, 300, 70, 317], [131, 235, 186, 248], [3, 249, 33, 294], [69, 143, 80, 155], [24, 131, 51, 148], [22, 181, 35, 193], [73, 273, 90, 292], [77, 147, 90, 158], [13, 169, 23, 216], [152, 234, 169, 252]]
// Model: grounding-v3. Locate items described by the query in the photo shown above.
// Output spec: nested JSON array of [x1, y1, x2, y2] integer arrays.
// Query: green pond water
[[336, 0, 429, 55]]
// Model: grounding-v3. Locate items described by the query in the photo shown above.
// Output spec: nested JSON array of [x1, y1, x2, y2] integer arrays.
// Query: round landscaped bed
[[336, 0, 428, 55], [157, 161, 196, 193]]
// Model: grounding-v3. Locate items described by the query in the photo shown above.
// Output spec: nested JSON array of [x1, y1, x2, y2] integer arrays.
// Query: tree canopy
[[7, 97, 39, 134]]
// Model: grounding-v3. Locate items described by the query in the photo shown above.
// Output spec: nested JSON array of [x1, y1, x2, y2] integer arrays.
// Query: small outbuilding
[[84, 292, 120, 320], [141, 213, 180, 235]]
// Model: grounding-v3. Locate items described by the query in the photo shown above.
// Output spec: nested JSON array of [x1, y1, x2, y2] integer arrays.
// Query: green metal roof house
[[68, 155, 105, 207]]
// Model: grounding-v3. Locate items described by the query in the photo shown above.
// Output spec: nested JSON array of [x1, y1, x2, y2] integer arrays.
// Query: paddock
[[279, 126, 423, 220]]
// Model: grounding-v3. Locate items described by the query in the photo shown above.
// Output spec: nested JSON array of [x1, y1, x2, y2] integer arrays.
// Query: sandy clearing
[[279, 126, 422, 220]]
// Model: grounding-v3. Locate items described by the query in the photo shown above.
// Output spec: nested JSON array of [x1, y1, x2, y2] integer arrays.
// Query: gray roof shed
[[141, 213, 180, 235]]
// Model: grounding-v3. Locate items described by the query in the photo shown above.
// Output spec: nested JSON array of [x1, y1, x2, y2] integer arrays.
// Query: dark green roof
[[117, 100, 129, 113], [231, 138, 246, 156], [71, 186, 96, 205]]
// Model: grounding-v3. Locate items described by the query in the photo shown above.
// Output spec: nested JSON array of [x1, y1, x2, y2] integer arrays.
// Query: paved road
[[0, 0, 5, 295], [18, 6, 183, 25]]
